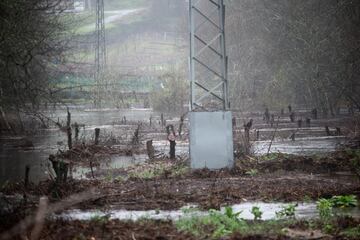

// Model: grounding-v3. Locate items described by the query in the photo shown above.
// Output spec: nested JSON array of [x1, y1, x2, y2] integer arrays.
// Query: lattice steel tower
[[189, 0, 229, 111], [188, 0, 233, 170], [95, 0, 106, 80]]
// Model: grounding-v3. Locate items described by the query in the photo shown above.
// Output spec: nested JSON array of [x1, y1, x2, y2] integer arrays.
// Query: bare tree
[[0, 0, 74, 132]]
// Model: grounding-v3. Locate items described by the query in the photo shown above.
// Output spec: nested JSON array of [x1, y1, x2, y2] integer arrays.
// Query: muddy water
[[71, 154, 148, 179], [253, 136, 347, 155], [56, 202, 360, 221], [0, 108, 155, 184], [152, 136, 346, 156], [0, 107, 351, 184]]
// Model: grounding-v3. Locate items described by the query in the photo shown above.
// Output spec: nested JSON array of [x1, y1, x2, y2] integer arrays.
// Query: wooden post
[[178, 115, 184, 139], [74, 122, 79, 143], [264, 108, 270, 124], [290, 132, 296, 141], [244, 119, 253, 155], [335, 127, 342, 136], [325, 126, 331, 136], [67, 109, 72, 150], [146, 140, 155, 160], [25, 165, 30, 189], [312, 108, 318, 119], [49, 155, 68, 183], [95, 128, 100, 145], [166, 125, 176, 159], [161, 113, 164, 126], [270, 114, 275, 127], [290, 112, 295, 123], [297, 119, 302, 128], [132, 124, 141, 145]]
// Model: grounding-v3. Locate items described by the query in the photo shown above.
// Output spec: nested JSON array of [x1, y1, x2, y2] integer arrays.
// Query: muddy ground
[[3, 216, 360, 240], [2, 150, 360, 212], [1, 151, 360, 239]]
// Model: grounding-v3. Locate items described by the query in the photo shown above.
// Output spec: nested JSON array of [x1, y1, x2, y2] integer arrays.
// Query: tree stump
[[297, 119, 302, 128], [290, 112, 295, 122], [146, 140, 155, 160], [312, 108, 318, 119], [166, 125, 176, 159], [66, 110, 72, 150], [74, 122, 79, 142], [95, 128, 100, 145], [49, 155, 69, 183], [178, 115, 184, 139], [325, 126, 332, 136]]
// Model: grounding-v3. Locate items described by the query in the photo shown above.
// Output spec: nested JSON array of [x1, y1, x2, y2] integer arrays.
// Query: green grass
[[175, 208, 296, 239], [276, 204, 297, 219], [341, 227, 360, 239], [176, 208, 246, 238]]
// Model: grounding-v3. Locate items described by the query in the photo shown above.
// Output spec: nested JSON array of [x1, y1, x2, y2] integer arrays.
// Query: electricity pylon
[[189, 0, 229, 111], [94, 0, 106, 106]]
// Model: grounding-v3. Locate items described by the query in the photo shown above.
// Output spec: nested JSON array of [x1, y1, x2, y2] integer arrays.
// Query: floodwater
[[71, 154, 147, 179], [253, 136, 347, 155], [0, 107, 350, 184], [0, 108, 154, 184], [55, 201, 360, 221]]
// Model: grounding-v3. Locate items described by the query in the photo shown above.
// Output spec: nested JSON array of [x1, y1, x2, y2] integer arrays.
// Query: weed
[[303, 195, 312, 203], [317, 198, 333, 220], [105, 173, 113, 182], [114, 176, 125, 182], [276, 204, 297, 219], [331, 195, 357, 208], [251, 206, 263, 220], [176, 208, 246, 238], [170, 164, 189, 177], [180, 205, 200, 214], [90, 214, 110, 224], [259, 153, 286, 161], [341, 226, 360, 239], [347, 149, 360, 178], [245, 169, 258, 176], [323, 223, 334, 234], [224, 206, 242, 219]]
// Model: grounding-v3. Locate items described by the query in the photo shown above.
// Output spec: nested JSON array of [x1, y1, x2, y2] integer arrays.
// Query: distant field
[[105, 0, 148, 10]]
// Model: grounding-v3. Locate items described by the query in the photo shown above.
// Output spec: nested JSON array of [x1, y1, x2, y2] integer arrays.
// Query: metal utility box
[[189, 111, 234, 169]]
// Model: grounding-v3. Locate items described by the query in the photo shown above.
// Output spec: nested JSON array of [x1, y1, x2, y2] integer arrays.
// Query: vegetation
[[317, 195, 358, 220], [251, 206, 262, 220], [331, 195, 358, 208], [150, 72, 188, 113], [0, 0, 75, 131], [276, 204, 297, 219], [176, 207, 246, 238], [317, 198, 334, 220], [226, 0, 360, 113]]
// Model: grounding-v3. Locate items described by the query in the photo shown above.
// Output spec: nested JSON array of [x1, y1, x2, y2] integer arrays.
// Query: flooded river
[[0, 108, 155, 184], [0, 108, 350, 184]]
